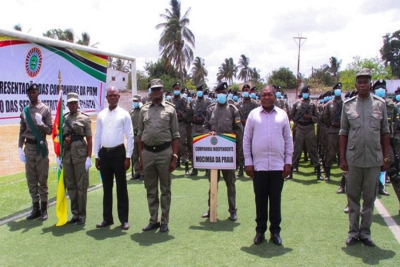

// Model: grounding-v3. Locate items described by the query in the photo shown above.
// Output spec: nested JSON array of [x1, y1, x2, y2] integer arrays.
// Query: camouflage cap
[[27, 83, 39, 92], [150, 78, 164, 89], [356, 68, 372, 78], [67, 92, 79, 102], [132, 94, 141, 101]]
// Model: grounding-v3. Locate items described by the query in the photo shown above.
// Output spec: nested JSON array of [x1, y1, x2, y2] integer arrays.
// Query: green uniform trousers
[[325, 132, 340, 167], [24, 143, 49, 203], [142, 146, 173, 224], [132, 135, 140, 172], [178, 122, 188, 163], [64, 161, 88, 219], [346, 165, 380, 239], [292, 124, 319, 168]]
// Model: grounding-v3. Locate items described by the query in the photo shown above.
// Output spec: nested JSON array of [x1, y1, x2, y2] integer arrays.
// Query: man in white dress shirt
[[243, 85, 293, 245], [94, 87, 134, 230]]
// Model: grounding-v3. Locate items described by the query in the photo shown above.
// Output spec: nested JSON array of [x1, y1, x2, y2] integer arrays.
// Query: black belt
[[298, 121, 314, 126], [70, 135, 84, 141], [194, 121, 204, 125], [101, 144, 124, 152], [134, 130, 138, 137], [25, 139, 37, 145], [143, 142, 171, 153]]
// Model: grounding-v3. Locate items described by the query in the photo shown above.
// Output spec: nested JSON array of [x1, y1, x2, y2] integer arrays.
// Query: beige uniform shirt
[[18, 101, 53, 147], [62, 112, 92, 164], [138, 100, 180, 146], [204, 102, 243, 139], [339, 95, 389, 167]]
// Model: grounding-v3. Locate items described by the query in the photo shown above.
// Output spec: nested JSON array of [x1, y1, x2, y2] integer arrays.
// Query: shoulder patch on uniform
[[372, 95, 385, 103], [344, 96, 356, 104], [165, 101, 175, 107], [143, 101, 152, 106], [81, 112, 89, 117]]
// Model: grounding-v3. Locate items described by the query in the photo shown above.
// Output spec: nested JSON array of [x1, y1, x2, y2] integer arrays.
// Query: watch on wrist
[[384, 157, 390, 163], [173, 154, 178, 159]]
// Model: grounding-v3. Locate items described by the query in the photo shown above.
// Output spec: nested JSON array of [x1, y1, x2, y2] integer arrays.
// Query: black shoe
[[378, 188, 390, 196], [270, 233, 282, 246], [40, 201, 48, 221], [190, 168, 198, 176], [130, 171, 140, 180], [229, 212, 237, 221], [160, 223, 169, 232], [202, 211, 210, 218], [67, 218, 79, 224], [142, 222, 160, 231], [360, 238, 375, 247], [236, 167, 244, 178], [253, 233, 265, 245], [77, 218, 86, 225], [343, 205, 349, 214], [337, 186, 345, 194], [139, 174, 144, 180], [121, 222, 130, 230], [96, 221, 114, 228], [205, 170, 210, 177], [346, 237, 358, 246], [292, 167, 298, 172], [26, 202, 41, 220]]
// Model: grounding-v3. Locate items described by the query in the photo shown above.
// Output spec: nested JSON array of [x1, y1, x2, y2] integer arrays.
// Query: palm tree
[[217, 58, 237, 85], [43, 28, 74, 42], [326, 56, 342, 82], [156, 0, 195, 83], [13, 24, 22, 31], [191, 57, 208, 86], [250, 68, 262, 83], [76, 32, 90, 46], [237, 54, 252, 82]]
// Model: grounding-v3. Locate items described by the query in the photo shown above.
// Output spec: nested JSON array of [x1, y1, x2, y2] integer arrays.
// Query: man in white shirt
[[244, 85, 293, 245], [94, 87, 134, 230]]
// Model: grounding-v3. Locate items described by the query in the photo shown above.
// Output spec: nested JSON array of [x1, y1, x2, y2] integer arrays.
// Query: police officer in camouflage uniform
[[322, 83, 343, 181], [236, 84, 259, 177], [130, 94, 143, 180], [18, 83, 53, 221], [171, 82, 190, 175], [289, 85, 322, 180], [62, 92, 92, 225], [189, 84, 211, 176], [372, 80, 395, 196], [274, 85, 290, 115], [202, 82, 243, 221], [340, 68, 390, 247], [139, 78, 180, 233]]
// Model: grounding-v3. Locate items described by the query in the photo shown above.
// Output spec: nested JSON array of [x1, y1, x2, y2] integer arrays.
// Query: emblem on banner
[[210, 136, 218, 145], [25, 47, 43, 78]]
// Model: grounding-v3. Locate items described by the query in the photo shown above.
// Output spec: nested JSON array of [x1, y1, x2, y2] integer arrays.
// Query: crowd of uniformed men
[[18, 71, 400, 235]]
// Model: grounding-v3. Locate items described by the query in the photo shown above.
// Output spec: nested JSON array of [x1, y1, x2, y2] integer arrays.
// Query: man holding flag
[[18, 83, 53, 221]]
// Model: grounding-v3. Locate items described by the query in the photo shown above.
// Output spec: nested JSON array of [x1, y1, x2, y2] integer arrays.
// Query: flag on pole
[[53, 89, 68, 226]]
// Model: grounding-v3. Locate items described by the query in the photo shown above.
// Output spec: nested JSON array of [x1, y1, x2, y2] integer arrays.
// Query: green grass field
[[1, 160, 400, 266]]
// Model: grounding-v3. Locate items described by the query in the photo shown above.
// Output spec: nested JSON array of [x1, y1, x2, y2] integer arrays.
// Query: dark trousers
[[99, 145, 129, 223], [253, 171, 284, 234]]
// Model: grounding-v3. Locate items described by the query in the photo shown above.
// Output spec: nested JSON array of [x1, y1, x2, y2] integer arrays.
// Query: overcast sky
[[1, 0, 399, 88]]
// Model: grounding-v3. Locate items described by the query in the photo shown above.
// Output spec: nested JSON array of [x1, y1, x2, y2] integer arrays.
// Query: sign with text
[[0, 36, 107, 124], [193, 133, 236, 170]]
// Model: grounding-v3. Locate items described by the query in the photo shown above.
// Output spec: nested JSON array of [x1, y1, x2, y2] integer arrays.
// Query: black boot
[[316, 166, 323, 180], [324, 167, 331, 181], [185, 162, 190, 175], [337, 174, 346, 194], [190, 168, 198, 176], [40, 201, 48, 221], [26, 202, 41, 220], [378, 182, 390, 196], [176, 156, 181, 168], [236, 166, 244, 178], [131, 170, 140, 180]]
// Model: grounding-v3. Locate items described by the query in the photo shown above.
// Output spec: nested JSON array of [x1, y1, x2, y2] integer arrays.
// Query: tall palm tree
[[217, 58, 237, 85], [327, 56, 342, 80], [191, 56, 208, 86], [156, 0, 195, 83], [237, 54, 252, 82], [250, 68, 262, 83], [43, 28, 74, 42]]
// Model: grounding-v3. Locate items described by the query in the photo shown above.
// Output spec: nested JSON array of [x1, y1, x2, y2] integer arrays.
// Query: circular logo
[[25, 47, 42, 77], [210, 136, 218, 145]]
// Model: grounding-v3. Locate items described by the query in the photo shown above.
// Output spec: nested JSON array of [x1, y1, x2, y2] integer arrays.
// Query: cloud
[[360, 0, 400, 14]]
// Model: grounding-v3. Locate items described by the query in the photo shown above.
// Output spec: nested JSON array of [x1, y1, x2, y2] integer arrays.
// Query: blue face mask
[[242, 92, 249, 98], [334, 89, 341, 97], [276, 92, 282, 98], [228, 93, 233, 99], [319, 99, 324, 104], [133, 102, 139, 108], [217, 93, 227, 104], [174, 90, 180, 96], [188, 97, 192, 102], [166, 96, 171, 101], [302, 93, 309, 99], [396, 95, 400, 102], [233, 96, 239, 102], [345, 97, 349, 100], [375, 88, 386, 98], [182, 93, 187, 99], [197, 91, 203, 97], [250, 93, 256, 99], [148, 88, 152, 94]]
